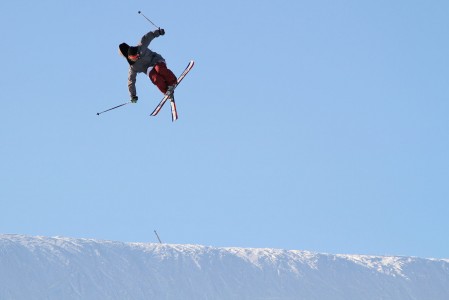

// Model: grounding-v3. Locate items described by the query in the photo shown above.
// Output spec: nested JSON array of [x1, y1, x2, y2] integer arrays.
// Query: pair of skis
[[150, 60, 194, 121], [97, 60, 194, 121]]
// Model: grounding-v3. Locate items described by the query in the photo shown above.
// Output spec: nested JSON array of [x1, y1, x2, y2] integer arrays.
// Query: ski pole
[[96, 102, 130, 116], [138, 11, 160, 29], [154, 230, 162, 244]]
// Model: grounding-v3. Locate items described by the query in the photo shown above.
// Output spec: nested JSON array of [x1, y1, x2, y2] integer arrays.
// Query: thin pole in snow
[[154, 230, 162, 244]]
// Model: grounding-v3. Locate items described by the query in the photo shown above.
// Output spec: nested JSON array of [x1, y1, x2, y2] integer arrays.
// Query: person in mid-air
[[119, 28, 177, 103]]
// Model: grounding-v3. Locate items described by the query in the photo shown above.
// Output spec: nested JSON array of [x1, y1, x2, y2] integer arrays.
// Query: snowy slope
[[1, 234, 448, 300]]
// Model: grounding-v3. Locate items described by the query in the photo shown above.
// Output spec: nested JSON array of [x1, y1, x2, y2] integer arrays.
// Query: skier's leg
[[149, 67, 168, 94], [154, 62, 177, 86]]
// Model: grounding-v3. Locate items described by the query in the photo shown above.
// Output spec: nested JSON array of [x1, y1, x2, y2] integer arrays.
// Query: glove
[[158, 28, 165, 36], [131, 96, 138, 103]]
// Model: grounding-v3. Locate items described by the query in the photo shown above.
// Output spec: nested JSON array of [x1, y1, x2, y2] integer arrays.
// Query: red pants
[[148, 62, 177, 94]]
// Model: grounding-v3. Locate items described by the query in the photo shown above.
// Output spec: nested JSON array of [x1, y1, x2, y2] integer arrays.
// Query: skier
[[119, 28, 177, 103]]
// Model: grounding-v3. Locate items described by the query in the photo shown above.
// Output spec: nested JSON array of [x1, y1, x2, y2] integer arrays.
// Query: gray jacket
[[126, 30, 165, 97]]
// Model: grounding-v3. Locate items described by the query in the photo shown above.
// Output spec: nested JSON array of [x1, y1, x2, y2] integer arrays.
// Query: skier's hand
[[131, 96, 138, 103], [158, 28, 165, 36]]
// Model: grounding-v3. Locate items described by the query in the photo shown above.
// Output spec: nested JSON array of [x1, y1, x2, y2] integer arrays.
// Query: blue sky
[[1, 0, 448, 258]]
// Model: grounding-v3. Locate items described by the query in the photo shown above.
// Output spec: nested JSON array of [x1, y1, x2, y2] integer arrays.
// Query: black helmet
[[127, 46, 139, 57]]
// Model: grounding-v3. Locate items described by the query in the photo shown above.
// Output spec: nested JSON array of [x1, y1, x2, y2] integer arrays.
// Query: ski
[[150, 60, 194, 120], [170, 96, 178, 121]]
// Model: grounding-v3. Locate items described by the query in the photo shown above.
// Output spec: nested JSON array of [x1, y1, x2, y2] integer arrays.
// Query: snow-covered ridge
[[1, 234, 449, 300]]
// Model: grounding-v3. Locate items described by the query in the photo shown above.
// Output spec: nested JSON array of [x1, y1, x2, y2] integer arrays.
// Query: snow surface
[[1, 234, 449, 300]]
